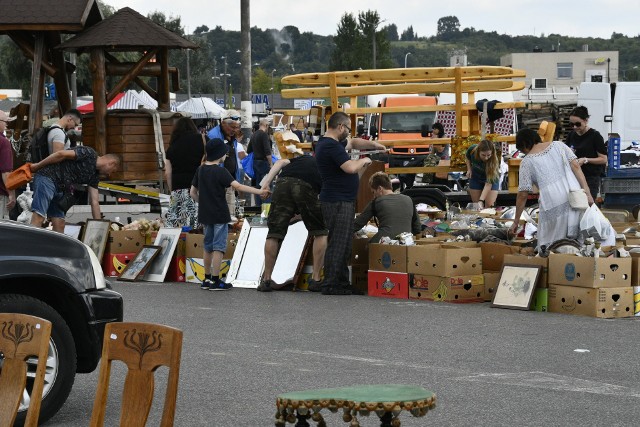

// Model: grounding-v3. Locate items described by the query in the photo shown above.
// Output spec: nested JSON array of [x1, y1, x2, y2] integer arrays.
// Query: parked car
[[0, 220, 123, 425]]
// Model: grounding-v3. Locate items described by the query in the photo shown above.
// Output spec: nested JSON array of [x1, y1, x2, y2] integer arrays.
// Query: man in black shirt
[[256, 154, 328, 292], [248, 118, 272, 206], [29, 146, 120, 232]]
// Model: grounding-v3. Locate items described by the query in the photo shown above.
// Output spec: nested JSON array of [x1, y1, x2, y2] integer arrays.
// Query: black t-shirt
[[166, 132, 206, 190], [565, 128, 607, 177], [37, 146, 99, 192], [223, 140, 237, 177], [315, 137, 358, 202], [191, 164, 234, 224], [279, 155, 322, 194], [249, 129, 271, 160]]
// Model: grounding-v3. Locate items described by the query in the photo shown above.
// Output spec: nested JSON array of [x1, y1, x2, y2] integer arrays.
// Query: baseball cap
[[0, 110, 17, 122]]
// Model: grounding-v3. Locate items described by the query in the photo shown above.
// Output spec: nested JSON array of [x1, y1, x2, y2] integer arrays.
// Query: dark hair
[[64, 108, 81, 120], [515, 128, 541, 152], [328, 111, 350, 129], [432, 122, 445, 138], [570, 105, 589, 120], [170, 117, 198, 144], [369, 172, 392, 190], [472, 139, 500, 182]]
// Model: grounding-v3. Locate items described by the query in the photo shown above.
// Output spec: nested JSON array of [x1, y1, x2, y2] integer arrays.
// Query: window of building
[[557, 62, 573, 79]]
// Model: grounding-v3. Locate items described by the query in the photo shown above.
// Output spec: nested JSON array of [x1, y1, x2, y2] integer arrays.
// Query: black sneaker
[[307, 279, 324, 292], [257, 279, 273, 292], [321, 285, 352, 295], [201, 279, 214, 290], [210, 280, 233, 291]]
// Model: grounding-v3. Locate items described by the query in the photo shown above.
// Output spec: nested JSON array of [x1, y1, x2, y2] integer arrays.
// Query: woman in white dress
[[510, 128, 593, 251]]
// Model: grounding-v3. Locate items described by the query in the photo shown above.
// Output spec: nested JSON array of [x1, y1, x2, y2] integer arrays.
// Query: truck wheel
[[0, 294, 77, 426]]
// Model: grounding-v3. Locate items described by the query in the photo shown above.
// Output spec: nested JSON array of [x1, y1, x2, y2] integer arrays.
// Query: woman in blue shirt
[[465, 139, 500, 208]]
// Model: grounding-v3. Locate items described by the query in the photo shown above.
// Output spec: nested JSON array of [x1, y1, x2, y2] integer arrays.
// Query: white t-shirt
[[47, 126, 69, 153]]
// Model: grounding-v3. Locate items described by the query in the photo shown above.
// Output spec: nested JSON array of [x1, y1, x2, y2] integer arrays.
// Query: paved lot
[[47, 280, 640, 426]]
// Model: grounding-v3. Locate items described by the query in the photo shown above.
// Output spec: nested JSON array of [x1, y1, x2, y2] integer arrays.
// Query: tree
[[148, 11, 184, 36], [330, 13, 365, 70], [194, 25, 209, 35], [437, 16, 460, 38], [384, 24, 399, 41], [401, 26, 416, 41]]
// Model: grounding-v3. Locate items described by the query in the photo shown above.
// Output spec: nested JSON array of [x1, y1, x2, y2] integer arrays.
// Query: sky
[[104, 0, 640, 40]]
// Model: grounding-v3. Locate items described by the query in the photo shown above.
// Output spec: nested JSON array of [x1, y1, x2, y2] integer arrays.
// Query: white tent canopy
[[176, 97, 225, 119], [109, 90, 156, 110]]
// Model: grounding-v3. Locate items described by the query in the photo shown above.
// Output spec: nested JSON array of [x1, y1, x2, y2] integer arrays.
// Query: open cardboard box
[[407, 244, 482, 276], [410, 274, 484, 302], [548, 253, 631, 288], [548, 284, 634, 318]]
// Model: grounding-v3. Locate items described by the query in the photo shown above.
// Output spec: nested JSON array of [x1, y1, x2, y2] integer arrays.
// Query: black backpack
[[29, 125, 65, 163]]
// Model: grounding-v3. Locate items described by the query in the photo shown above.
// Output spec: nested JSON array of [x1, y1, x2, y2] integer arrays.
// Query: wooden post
[[329, 73, 338, 112], [454, 67, 464, 137], [90, 48, 107, 155], [28, 33, 46, 134], [106, 49, 158, 103], [47, 33, 71, 114], [158, 47, 170, 111]]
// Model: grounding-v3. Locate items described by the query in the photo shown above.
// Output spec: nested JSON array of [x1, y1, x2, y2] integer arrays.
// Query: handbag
[[568, 189, 589, 210], [6, 163, 33, 190]]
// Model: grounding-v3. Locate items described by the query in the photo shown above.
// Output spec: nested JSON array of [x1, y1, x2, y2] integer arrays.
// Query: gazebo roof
[[58, 7, 198, 51], [0, 0, 103, 32]]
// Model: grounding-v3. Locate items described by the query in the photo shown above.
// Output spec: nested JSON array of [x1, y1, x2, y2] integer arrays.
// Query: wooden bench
[[275, 384, 436, 426]]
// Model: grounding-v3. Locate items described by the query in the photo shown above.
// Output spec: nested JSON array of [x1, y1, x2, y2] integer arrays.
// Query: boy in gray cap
[[190, 138, 268, 290]]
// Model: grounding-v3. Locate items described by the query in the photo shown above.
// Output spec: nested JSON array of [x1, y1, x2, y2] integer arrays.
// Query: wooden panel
[[122, 162, 159, 172], [281, 66, 525, 85], [107, 152, 157, 162], [356, 161, 385, 213]]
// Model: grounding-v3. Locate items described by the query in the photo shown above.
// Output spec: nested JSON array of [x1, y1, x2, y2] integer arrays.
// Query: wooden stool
[[275, 384, 436, 427]]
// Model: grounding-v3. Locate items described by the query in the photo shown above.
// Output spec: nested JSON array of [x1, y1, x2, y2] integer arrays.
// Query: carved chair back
[[89, 322, 183, 427], [0, 313, 52, 427]]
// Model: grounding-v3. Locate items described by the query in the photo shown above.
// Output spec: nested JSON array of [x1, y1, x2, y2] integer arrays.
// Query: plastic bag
[[579, 204, 611, 241]]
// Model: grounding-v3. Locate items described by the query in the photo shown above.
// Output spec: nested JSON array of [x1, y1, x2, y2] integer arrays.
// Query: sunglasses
[[225, 116, 241, 121], [342, 123, 351, 133], [571, 122, 582, 128]]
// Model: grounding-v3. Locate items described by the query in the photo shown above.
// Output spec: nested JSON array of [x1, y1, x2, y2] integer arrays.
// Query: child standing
[[190, 138, 269, 290]]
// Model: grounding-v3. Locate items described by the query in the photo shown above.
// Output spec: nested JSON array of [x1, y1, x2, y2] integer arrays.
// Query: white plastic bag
[[579, 204, 611, 241]]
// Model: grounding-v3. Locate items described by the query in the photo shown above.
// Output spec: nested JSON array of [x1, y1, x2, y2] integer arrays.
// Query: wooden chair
[[0, 313, 52, 427], [90, 322, 183, 427]]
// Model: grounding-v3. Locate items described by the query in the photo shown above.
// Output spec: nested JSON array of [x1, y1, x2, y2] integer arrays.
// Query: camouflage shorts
[[267, 177, 328, 240]]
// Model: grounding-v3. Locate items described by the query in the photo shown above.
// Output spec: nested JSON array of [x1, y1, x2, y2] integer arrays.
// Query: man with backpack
[[46, 109, 81, 155]]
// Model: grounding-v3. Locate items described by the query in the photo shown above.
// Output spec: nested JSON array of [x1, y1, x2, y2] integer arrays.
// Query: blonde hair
[[473, 139, 500, 182]]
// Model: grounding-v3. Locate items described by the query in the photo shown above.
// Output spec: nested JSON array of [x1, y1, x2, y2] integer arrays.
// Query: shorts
[[469, 174, 499, 191], [267, 177, 328, 240], [31, 174, 65, 219], [203, 223, 228, 253]]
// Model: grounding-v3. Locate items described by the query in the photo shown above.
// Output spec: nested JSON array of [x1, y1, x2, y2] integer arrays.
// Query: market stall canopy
[[77, 92, 125, 113], [176, 97, 225, 119]]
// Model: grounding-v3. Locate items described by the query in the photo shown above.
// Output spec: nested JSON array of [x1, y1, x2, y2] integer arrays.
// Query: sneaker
[[257, 279, 273, 292], [307, 279, 324, 292], [201, 279, 214, 290], [210, 280, 233, 291], [321, 285, 352, 295]]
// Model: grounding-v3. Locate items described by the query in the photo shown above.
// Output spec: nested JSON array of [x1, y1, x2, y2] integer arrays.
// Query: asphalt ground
[[46, 280, 640, 426]]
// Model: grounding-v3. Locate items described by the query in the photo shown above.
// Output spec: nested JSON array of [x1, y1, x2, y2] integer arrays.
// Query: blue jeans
[[31, 174, 65, 219], [203, 223, 228, 253]]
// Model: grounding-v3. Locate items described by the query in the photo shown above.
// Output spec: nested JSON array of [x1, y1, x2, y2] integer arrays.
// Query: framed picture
[[491, 264, 541, 310], [119, 245, 162, 282], [143, 228, 182, 282], [64, 224, 83, 240], [81, 219, 111, 261]]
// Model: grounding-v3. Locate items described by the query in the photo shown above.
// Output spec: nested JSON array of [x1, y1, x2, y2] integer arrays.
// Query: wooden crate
[[82, 112, 179, 181]]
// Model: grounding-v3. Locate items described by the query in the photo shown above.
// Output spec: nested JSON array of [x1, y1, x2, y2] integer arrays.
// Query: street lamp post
[[270, 69, 277, 110], [404, 52, 412, 68]]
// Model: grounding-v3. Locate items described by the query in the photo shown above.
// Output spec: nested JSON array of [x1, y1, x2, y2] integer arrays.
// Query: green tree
[[437, 16, 460, 39], [384, 24, 399, 41], [194, 25, 209, 35], [330, 13, 364, 70], [401, 26, 416, 41]]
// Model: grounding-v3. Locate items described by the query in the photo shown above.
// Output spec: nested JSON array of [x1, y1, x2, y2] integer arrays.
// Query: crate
[[604, 193, 640, 207], [602, 178, 640, 193], [607, 137, 640, 178]]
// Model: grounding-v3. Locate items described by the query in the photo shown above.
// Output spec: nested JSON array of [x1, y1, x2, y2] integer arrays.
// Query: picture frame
[[119, 245, 162, 282], [143, 228, 182, 282], [491, 264, 541, 310], [64, 223, 83, 240], [81, 219, 111, 262]]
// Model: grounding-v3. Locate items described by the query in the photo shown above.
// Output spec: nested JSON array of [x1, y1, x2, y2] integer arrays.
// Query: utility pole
[[271, 69, 277, 110], [186, 49, 191, 99], [222, 55, 229, 108], [212, 57, 218, 104], [240, 0, 252, 143]]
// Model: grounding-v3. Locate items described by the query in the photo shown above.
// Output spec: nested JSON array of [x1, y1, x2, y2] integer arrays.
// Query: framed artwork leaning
[[81, 219, 111, 262], [143, 228, 182, 282], [491, 264, 541, 310], [119, 245, 162, 282]]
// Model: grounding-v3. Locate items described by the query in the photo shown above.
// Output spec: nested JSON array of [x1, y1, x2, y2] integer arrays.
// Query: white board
[[271, 221, 309, 285]]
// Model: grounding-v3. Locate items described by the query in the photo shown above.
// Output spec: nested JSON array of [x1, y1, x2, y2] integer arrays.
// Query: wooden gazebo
[[57, 7, 198, 156], [0, 0, 103, 133]]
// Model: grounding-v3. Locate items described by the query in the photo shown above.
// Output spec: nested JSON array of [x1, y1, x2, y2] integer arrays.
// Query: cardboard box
[[503, 254, 549, 289], [102, 252, 136, 277], [166, 256, 186, 282], [185, 233, 204, 258], [483, 272, 501, 302], [532, 288, 548, 312], [226, 232, 239, 260], [351, 265, 368, 295], [106, 230, 145, 254], [410, 274, 484, 303], [185, 258, 231, 284], [480, 242, 521, 272], [368, 271, 409, 299], [548, 285, 634, 318], [548, 253, 631, 288], [351, 239, 370, 265], [630, 253, 640, 286], [634, 286, 640, 316], [368, 244, 407, 273], [407, 244, 482, 276]]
